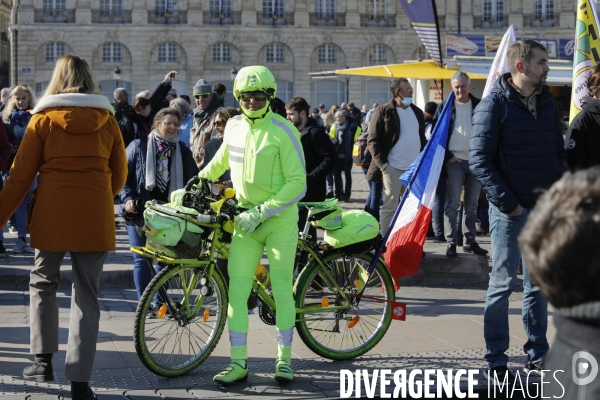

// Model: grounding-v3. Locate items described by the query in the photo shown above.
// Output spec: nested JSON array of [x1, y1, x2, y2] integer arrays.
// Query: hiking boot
[[463, 242, 489, 256], [13, 239, 34, 253], [524, 361, 545, 376], [71, 382, 96, 400], [446, 244, 457, 257], [482, 365, 516, 387], [23, 357, 54, 382], [213, 361, 248, 385], [274, 359, 294, 383]]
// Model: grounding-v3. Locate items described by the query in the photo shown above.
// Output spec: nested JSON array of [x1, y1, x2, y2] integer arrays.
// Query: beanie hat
[[193, 79, 212, 95]]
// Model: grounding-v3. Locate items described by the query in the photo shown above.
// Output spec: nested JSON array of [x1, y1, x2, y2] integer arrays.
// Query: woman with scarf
[[2, 84, 37, 253], [119, 108, 198, 300]]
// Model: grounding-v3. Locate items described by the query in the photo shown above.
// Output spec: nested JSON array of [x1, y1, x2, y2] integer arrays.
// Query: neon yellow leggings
[[226, 217, 297, 360]]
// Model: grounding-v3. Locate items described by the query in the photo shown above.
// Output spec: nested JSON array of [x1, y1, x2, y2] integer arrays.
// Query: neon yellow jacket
[[199, 108, 306, 221]]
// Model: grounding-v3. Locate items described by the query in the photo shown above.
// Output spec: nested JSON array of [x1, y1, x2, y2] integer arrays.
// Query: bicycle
[[131, 178, 399, 377]]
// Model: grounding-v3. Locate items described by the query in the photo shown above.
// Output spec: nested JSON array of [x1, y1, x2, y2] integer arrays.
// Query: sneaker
[[23, 358, 54, 382], [8, 225, 17, 233], [13, 239, 34, 253], [482, 366, 516, 387], [274, 359, 294, 383], [446, 244, 457, 257], [463, 242, 489, 256], [71, 383, 95, 400], [524, 361, 545, 376], [213, 361, 248, 385], [325, 192, 334, 199], [0, 242, 5, 255]]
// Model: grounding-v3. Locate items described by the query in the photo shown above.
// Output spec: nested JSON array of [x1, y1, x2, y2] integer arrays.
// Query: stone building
[[1, 0, 10, 88], [7, 0, 577, 108]]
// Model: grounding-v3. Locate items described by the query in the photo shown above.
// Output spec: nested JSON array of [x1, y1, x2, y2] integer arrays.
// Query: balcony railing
[[359, 14, 396, 28], [34, 8, 76, 23], [203, 11, 242, 25], [148, 9, 187, 24], [524, 13, 560, 28], [91, 9, 132, 23], [309, 12, 346, 27], [474, 15, 509, 29], [257, 12, 294, 26]]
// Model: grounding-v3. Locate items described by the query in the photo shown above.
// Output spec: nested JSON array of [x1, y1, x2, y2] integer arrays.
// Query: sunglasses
[[239, 91, 268, 101], [214, 120, 224, 127], [194, 93, 211, 99], [162, 121, 181, 128]]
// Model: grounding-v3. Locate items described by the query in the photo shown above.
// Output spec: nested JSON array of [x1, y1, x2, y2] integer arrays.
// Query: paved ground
[[0, 170, 554, 399]]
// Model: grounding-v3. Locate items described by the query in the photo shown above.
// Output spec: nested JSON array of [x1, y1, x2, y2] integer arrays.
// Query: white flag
[[482, 25, 516, 99]]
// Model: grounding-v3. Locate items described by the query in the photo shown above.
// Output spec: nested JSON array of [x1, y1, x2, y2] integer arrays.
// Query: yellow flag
[[570, 0, 600, 123]]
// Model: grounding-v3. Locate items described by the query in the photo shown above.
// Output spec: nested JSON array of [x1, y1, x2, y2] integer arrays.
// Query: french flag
[[382, 92, 454, 280]]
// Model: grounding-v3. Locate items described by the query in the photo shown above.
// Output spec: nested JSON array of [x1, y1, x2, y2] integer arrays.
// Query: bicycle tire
[[294, 251, 394, 360], [134, 264, 228, 377]]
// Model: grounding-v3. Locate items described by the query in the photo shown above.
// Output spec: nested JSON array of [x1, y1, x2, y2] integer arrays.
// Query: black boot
[[23, 353, 54, 382], [71, 381, 96, 400]]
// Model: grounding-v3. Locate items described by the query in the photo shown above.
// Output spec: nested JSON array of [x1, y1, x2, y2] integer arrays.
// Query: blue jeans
[[362, 167, 382, 221], [14, 177, 37, 238], [432, 176, 446, 239], [126, 225, 164, 299], [484, 204, 549, 368], [326, 172, 334, 194]]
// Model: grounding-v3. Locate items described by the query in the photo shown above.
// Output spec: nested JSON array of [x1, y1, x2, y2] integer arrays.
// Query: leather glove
[[234, 206, 267, 234]]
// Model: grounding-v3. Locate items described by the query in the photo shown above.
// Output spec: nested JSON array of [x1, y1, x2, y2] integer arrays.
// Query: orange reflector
[[354, 279, 359, 288], [348, 316, 360, 328], [203, 308, 210, 322], [157, 304, 167, 319], [321, 297, 329, 307]]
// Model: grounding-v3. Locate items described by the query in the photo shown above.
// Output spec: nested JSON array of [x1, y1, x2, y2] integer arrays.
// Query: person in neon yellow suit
[[197, 66, 306, 384]]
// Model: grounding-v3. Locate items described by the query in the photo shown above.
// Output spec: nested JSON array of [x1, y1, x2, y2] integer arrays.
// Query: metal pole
[[346, 76, 349, 103]]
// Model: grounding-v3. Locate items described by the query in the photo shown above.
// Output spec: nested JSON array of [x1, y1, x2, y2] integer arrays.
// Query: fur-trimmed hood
[[32, 94, 115, 135]]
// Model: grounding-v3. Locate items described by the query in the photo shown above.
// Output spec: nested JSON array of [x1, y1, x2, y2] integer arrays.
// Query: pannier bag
[[143, 202, 206, 258], [309, 206, 343, 230], [323, 210, 379, 254]]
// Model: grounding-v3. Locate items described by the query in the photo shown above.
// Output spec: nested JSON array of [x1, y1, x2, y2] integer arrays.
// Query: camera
[[123, 198, 145, 226]]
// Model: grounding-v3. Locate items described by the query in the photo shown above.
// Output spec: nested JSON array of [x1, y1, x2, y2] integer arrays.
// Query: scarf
[[335, 121, 347, 145], [10, 109, 33, 139], [145, 130, 184, 194]]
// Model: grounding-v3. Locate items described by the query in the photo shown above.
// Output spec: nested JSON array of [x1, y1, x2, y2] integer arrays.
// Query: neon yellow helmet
[[233, 65, 277, 100]]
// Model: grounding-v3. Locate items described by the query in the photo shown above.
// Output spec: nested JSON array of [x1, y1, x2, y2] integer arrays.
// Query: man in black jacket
[[285, 97, 336, 235], [433, 72, 487, 257], [366, 78, 426, 237], [111, 88, 133, 124], [470, 40, 567, 383]]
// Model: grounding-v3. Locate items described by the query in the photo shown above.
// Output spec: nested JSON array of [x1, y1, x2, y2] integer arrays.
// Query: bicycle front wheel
[[295, 251, 395, 360], [134, 264, 228, 377]]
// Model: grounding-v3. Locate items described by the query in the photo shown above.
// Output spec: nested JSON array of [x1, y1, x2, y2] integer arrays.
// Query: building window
[[100, 0, 122, 12], [266, 43, 285, 63], [315, 0, 335, 15], [276, 80, 294, 102], [102, 42, 122, 63], [365, 0, 386, 16], [318, 44, 337, 64], [209, 0, 232, 13], [43, 0, 65, 11], [36, 81, 50, 96], [213, 43, 232, 63], [533, 0, 554, 20], [158, 43, 178, 63], [369, 44, 388, 65], [263, 0, 285, 14], [156, 0, 178, 13], [45, 42, 65, 62], [483, 0, 503, 21]]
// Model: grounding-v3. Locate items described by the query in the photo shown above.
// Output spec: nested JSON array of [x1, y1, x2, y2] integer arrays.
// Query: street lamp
[[230, 67, 238, 81], [113, 66, 121, 88], [345, 66, 350, 103]]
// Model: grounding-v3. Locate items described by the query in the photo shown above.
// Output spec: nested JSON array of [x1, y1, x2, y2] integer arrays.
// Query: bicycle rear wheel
[[294, 252, 395, 360], [134, 264, 228, 377]]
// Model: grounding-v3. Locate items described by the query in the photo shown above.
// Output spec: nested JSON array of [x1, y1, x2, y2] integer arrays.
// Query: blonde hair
[[43, 55, 102, 97], [2, 84, 37, 121]]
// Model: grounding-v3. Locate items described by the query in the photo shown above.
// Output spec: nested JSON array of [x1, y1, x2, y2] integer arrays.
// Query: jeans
[[484, 204, 549, 368], [126, 225, 164, 299], [444, 161, 480, 246], [15, 177, 37, 238], [432, 176, 447, 239], [333, 156, 353, 198], [326, 172, 334, 195], [362, 167, 382, 221]]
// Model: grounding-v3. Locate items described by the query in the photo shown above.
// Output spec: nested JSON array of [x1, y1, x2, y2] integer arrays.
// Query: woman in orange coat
[[0, 55, 127, 400]]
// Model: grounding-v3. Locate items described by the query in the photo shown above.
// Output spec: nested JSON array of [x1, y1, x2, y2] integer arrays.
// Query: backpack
[[352, 132, 370, 167]]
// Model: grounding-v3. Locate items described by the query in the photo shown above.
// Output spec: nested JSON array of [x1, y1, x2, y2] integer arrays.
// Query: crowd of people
[[1, 38, 599, 398]]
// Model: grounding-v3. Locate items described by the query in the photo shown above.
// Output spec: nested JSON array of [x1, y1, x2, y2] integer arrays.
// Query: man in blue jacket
[[469, 40, 567, 383]]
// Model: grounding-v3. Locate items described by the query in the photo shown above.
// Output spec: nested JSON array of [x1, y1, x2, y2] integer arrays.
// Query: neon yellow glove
[[234, 206, 267, 234]]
